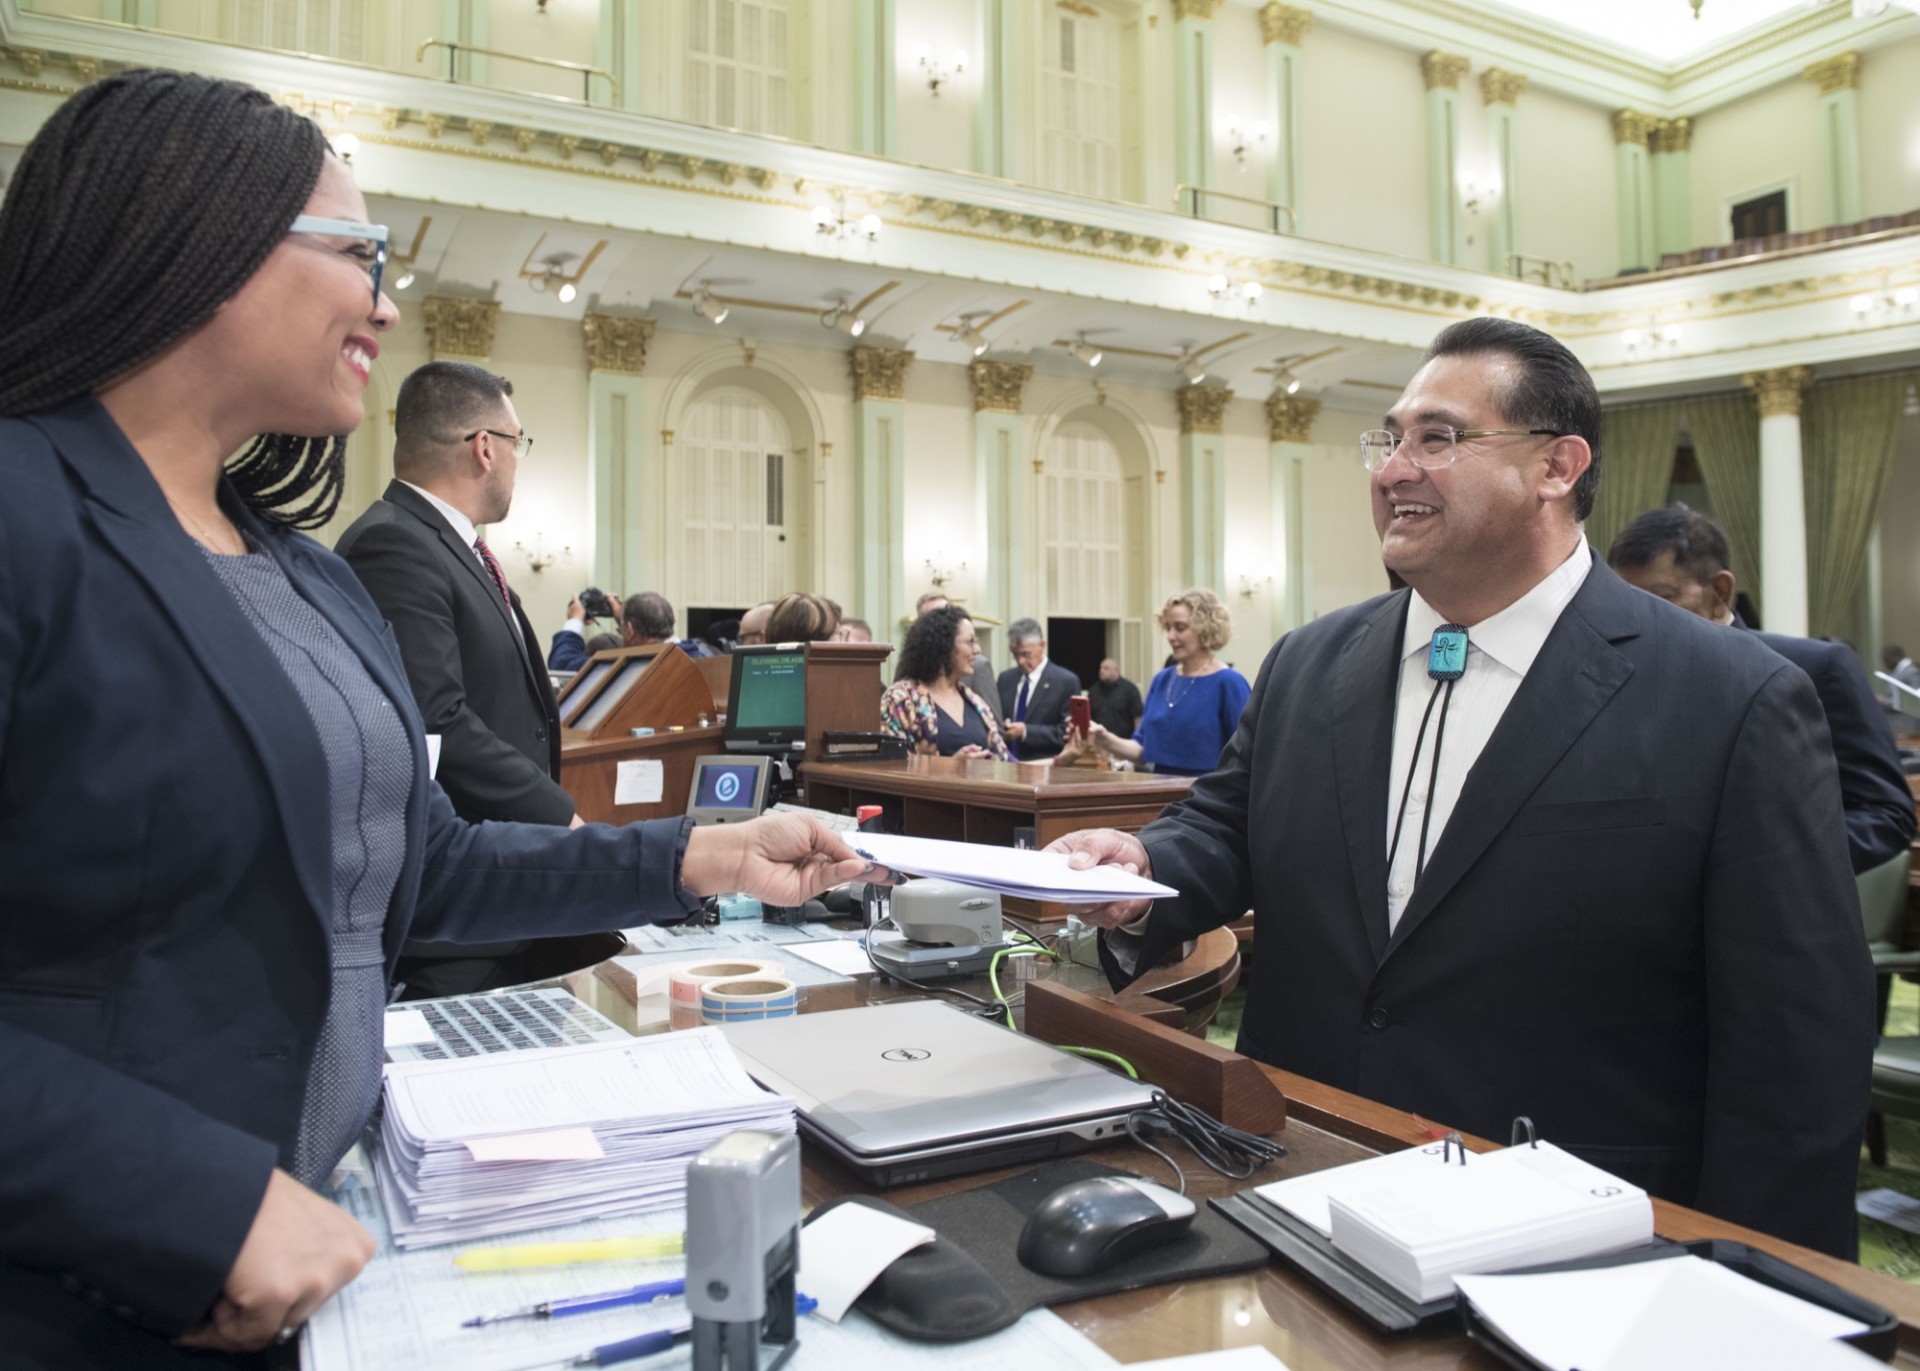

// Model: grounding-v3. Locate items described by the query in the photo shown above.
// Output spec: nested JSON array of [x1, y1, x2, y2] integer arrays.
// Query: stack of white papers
[[1456, 1255, 1875, 1371], [849, 832, 1178, 903], [1323, 1142, 1652, 1304], [372, 1028, 793, 1248]]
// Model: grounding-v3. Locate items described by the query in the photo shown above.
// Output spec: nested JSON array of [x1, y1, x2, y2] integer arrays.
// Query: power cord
[[859, 917, 1005, 1017], [1123, 1090, 1286, 1196]]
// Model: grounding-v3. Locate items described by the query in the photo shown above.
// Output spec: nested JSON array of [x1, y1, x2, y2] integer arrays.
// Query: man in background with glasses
[[336, 361, 621, 998], [1054, 317, 1870, 1260]]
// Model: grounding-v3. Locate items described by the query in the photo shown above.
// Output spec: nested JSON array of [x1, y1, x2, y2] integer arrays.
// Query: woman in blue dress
[[1080, 588, 1251, 777]]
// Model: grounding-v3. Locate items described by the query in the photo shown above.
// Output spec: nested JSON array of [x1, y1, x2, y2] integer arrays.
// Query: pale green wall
[[1690, 75, 1824, 240]]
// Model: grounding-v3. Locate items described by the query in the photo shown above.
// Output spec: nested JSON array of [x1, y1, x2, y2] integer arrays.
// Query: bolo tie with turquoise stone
[[1386, 624, 1469, 890]]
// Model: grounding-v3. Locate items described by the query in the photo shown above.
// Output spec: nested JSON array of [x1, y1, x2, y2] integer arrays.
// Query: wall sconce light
[[527, 253, 581, 305], [811, 195, 882, 245], [691, 282, 730, 324], [1175, 347, 1208, 385], [951, 313, 990, 356], [925, 555, 969, 589], [1850, 285, 1919, 323], [915, 44, 966, 95], [821, 301, 867, 337], [1237, 570, 1274, 599], [1621, 324, 1682, 357], [513, 533, 571, 574], [1224, 116, 1270, 173], [1207, 274, 1262, 308], [1066, 333, 1103, 367]]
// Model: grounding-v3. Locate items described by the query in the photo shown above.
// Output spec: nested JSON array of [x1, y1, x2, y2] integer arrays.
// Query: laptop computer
[[718, 999, 1158, 1186]]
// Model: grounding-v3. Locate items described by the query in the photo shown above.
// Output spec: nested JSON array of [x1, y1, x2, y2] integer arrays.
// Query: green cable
[[987, 946, 1051, 1027], [1056, 1045, 1139, 1078]]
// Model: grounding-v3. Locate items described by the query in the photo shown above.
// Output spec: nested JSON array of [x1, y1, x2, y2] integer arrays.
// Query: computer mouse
[[1016, 1175, 1197, 1278]]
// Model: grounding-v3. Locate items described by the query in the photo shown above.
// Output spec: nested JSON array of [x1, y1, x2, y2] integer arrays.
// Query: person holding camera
[[548, 585, 624, 671]]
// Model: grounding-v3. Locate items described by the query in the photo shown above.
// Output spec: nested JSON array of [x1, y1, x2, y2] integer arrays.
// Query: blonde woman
[[1080, 589, 1250, 776]]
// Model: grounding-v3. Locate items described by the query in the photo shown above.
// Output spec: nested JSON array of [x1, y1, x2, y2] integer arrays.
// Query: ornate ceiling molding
[[422, 296, 500, 361], [969, 360, 1033, 414], [582, 313, 655, 375], [1265, 394, 1321, 444], [850, 347, 914, 403], [1177, 384, 1234, 435], [1744, 365, 1815, 418], [1480, 68, 1528, 106], [1421, 51, 1471, 92], [1259, 3, 1314, 46], [1802, 51, 1861, 95]]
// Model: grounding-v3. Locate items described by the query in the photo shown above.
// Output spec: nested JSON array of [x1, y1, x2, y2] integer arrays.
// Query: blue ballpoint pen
[[507, 1298, 818, 1371], [462, 1277, 687, 1328]]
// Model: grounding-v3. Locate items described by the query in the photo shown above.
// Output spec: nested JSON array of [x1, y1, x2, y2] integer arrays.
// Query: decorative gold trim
[[1480, 68, 1527, 106], [1259, 2, 1314, 45], [1172, 0, 1223, 19], [850, 346, 914, 402], [1612, 109, 1659, 146], [1803, 51, 1860, 96], [1649, 116, 1692, 154], [1176, 384, 1234, 435], [582, 314, 655, 375], [1422, 51, 1471, 92], [421, 296, 500, 360], [1265, 394, 1321, 444], [969, 360, 1033, 414], [1743, 366, 1814, 418]]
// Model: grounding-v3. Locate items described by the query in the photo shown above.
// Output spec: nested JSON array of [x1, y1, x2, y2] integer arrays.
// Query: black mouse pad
[[808, 1159, 1270, 1342]]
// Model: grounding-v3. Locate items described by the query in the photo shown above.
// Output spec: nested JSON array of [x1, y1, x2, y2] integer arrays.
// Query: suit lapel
[[383, 480, 539, 681], [38, 401, 335, 931], [1331, 593, 1409, 963], [1381, 566, 1642, 962]]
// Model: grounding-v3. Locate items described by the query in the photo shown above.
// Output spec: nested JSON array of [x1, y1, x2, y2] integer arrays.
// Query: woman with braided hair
[[0, 70, 875, 1368]]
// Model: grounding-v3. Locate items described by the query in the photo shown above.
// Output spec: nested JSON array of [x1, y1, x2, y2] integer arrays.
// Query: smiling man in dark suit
[[1053, 318, 1873, 1259], [336, 361, 617, 996], [997, 618, 1082, 759]]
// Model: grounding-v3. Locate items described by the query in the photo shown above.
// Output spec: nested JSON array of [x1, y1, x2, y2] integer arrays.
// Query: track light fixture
[[392, 270, 416, 291], [952, 314, 989, 356], [822, 302, 867, 338], [691, 283, 730, 325], [1067, 334, 1103, 368], [1176, 348, 1207, 385], [527, 254, 582, 304]]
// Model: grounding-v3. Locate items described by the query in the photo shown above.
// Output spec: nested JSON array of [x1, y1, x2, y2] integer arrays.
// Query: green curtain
[[1687, 391, 1763, 614], [1803, 373, 1911, 638], [1587, 400, 1687, 559]]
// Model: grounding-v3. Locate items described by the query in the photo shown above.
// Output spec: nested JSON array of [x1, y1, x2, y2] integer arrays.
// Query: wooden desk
[[559, 725, 721, 825], [568, 957, 1920, 1368]]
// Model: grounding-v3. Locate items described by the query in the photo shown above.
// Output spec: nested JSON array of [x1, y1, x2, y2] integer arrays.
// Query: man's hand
[[682, 811, 890, 905], [1004, 721, 1028, 742], [176, 1169, 374, 1353], [1046, 828, 1153, 929], [567, 596, 584, 621]]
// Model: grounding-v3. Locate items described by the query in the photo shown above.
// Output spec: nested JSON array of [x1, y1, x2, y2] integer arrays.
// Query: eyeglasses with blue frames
[[463, 428, 534, 459], [287, 215, 389, 307], [1359, 424, 1565, 473]]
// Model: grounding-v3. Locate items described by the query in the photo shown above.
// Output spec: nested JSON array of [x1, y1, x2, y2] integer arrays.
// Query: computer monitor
[[724, 645, 808, 754], [685, 755, 772, 826]]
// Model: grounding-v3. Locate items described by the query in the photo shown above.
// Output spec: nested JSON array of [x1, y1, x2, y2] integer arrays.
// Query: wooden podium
[[558, 644, 718, 824]]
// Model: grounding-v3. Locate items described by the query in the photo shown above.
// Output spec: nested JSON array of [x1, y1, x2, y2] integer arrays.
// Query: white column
[[1804, 53, 1863, 226], [1746, 366, 1814, 638], [582, 316, 655, 593], [973, 0, 1016, 178], [970, 362, 1032, 632], [1260, 4, 1311, 234], [1480, 69, 1526, 276], [851, 347, 914, 631], [1266, 394, 1320, 639], [1173, 0, 1219, 202], [1651, 117, 1693, 260], [1177, 385, 1232, 594], [1612, 110, 1657, 272], [1422, 52, 1470, 266]]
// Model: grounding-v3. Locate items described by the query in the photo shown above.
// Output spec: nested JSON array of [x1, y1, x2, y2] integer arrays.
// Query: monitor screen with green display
[[724, 645, 807, 753]]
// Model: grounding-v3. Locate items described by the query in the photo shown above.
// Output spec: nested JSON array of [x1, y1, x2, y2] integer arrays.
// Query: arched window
[[678, 389, 793, 607], [1044, 421, 1125, 619]]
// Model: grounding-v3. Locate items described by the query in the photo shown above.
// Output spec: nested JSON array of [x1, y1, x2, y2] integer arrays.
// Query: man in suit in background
[[1608, 504, 1914, 874], [1052, 317, 1872, 1258], [337, 361, 619, 997], [997, 618, 1082, 759]]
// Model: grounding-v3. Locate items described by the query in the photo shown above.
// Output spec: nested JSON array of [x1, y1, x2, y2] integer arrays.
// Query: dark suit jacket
[[1743, 623, 1915, 873], [0, 400, 696, 1367], [336, 480, 572, 826], [1119, 563, 1873, 1258], [997, 659, 1083, 758]]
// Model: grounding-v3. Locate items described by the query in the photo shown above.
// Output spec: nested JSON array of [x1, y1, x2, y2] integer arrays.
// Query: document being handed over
[[849, 831, 1178, 904]]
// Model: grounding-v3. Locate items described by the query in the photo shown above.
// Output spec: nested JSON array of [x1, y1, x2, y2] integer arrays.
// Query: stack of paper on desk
[[1324, 1142, 1652, 1304], [372, 1028, 792, 1248], [849, 832, 1179, 903]]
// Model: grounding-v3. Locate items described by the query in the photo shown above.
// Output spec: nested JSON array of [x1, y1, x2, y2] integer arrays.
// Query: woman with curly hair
[[1074, 588, 1251, 776], [879, 605, 1013, 759]]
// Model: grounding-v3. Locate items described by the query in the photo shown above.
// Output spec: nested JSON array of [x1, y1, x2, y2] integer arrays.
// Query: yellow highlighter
[[453, 1233, 685, 1272]]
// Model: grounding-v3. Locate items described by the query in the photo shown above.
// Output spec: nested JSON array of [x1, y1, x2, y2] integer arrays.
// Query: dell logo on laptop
[[881, 1047, 931, 1062]]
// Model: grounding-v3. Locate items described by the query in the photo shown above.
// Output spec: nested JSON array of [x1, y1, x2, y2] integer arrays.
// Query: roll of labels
[[666, 960, 799, 1029]]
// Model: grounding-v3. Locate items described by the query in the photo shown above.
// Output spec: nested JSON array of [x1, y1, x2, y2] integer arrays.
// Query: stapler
[[866, 879, 1012, 982], [688, 1131, 802, 1371]]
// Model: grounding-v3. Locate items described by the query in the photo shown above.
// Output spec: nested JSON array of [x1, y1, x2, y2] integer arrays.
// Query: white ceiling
[[1476, 0, 1819, 63]]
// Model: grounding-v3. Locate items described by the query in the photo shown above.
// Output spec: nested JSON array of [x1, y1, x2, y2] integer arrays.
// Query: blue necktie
[[1015, 677, 1031, 722]]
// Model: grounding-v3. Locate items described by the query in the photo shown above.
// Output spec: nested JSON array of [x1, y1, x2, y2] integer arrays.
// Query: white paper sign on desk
[[850, 831, 1179, 903], [615, 759, 664, 805], [800, 1202, 936, 1323]]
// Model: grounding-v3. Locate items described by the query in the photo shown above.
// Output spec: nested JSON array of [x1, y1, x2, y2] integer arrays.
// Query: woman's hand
[[682, 811, 889, 905], [956, 744, 991, 759]]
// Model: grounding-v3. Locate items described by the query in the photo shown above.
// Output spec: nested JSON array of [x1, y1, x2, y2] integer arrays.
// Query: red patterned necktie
[[473, 536, 510, 605]]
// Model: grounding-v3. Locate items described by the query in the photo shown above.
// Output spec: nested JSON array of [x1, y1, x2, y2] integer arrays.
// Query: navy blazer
[[996, 659, 1083, 758], [1743, 624, 1916, 873], [1120, 562, 1874, 1258], [0, 399, 696, 1367]]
